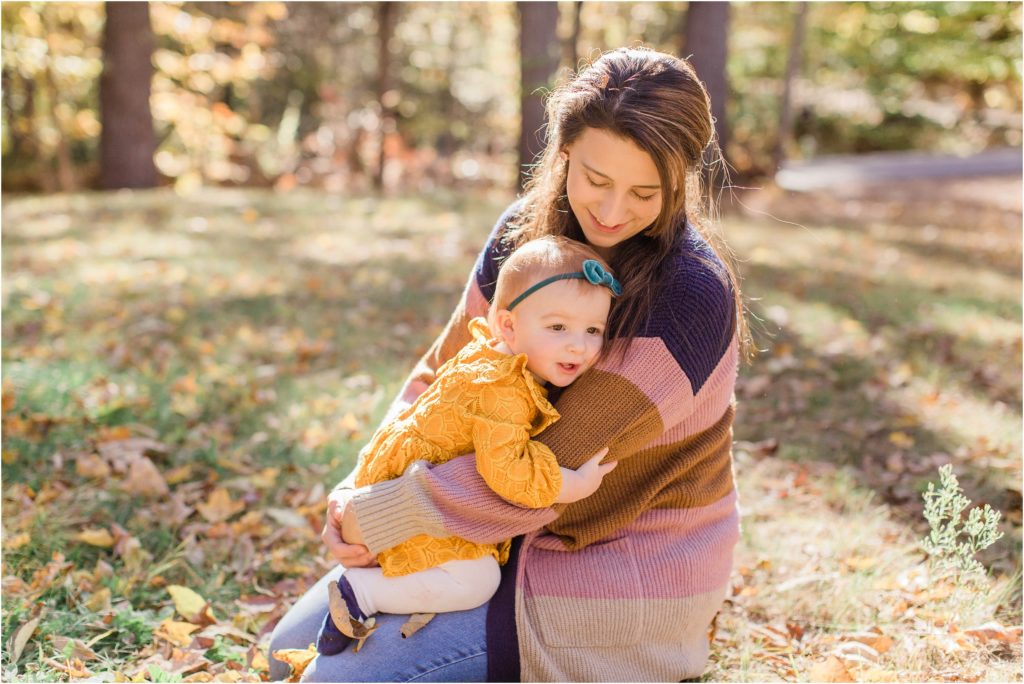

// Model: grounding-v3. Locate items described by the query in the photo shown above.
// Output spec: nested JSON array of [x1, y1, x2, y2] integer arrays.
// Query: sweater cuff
[[349, 461, 447, 555]]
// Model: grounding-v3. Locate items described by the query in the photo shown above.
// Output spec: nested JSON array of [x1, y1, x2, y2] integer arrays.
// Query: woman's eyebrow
[[581, 162, 661, 190]]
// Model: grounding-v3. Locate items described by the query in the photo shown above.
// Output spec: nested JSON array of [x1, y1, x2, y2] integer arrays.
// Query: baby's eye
[[587, 327, 603, 335], [549, 324, 565, 331]]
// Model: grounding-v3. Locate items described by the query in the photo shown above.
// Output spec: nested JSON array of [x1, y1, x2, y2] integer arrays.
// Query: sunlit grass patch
[[3, 184, 1020, 681]]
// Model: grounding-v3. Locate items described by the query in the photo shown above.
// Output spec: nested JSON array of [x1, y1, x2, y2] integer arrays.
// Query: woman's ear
[[493, 309, 517, 346]]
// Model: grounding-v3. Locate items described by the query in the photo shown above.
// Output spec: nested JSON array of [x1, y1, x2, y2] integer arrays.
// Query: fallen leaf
[[4, 532, 31, 550], [122, 456, 170, 497], [843, 630, 894, 654], [168, 585, 217, 625], [75, 453, 112, 479], [400, 613, 436, 638], [43, 656, 92, 678], [196, 487, 245, 523], [195, 623, 255, 643], [271, 644, 317, 682], [74, 528, 115, 548], [50, 636, 99, 661], [247, 645, 269, 674], [8, 617, 40, 663], [888, 431, 915, 448], [165, 464, 195, 485], [808, 655, 855, 683], [85, 588, 112, 613], [134, 647, 210, 677], [842, 555, 878, 572], [97, 436, 169, 467], [266, 507, 309, 529], [328, 581, 378, 652], [155, 619, 201, 647], [963, 621, 1022, 644]]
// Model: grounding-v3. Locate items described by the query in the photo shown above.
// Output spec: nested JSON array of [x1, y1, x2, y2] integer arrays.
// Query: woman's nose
[[597, 193, 628, 226]]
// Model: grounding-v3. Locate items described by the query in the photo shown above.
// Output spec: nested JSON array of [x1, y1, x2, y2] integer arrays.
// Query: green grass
[[2, 183, 1020, 681]]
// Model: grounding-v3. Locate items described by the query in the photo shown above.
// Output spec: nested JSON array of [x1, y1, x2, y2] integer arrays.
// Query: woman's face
[[564, 127, 664, 258]]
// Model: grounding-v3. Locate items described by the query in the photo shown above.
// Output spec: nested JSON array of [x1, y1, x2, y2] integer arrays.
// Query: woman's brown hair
[[506, 46, 752, 360]]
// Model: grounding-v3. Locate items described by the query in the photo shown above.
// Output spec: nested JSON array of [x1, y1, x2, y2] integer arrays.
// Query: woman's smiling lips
[[588, 210, 627, 233]]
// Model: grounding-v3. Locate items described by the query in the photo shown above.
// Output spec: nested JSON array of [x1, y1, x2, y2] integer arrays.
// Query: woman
[[270, 46, 749, 682]]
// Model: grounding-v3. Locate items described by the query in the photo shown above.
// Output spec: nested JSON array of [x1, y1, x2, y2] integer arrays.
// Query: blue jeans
[[268, 565, 488, 682]]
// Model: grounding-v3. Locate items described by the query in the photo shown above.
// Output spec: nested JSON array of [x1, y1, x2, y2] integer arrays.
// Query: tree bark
[[680, 1, 731, 171], [773, 3, 808, 175], [564, 1, 584, 73], [100, 2, 157, 189], [374, 1, 396, 192], [517, 1, 560, 191]]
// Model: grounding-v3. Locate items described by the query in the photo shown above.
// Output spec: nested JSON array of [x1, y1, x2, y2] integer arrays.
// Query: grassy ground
[[1, 180, 1020, 682]]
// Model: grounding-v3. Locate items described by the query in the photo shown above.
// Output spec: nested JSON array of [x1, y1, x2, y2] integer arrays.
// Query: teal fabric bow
[[581, 259, 624, 296], [506, 259, 623, 311]]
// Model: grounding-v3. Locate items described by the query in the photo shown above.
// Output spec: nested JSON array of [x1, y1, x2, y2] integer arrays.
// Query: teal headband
[[506, 259, 623, 311]]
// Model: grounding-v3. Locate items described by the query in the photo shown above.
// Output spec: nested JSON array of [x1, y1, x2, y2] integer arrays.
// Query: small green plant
[[921, 464, 1004, 585], [147, 664, 184, 683]]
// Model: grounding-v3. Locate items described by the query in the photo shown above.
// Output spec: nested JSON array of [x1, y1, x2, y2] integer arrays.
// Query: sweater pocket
[[524, 535, 646, 648]]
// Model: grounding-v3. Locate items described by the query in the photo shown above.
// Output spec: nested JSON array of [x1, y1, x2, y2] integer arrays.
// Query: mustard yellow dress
[[354, 317, 563, 577]]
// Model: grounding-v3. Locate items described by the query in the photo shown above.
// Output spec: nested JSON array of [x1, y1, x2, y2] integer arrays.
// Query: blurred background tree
[[1, 1, 1020, 194]]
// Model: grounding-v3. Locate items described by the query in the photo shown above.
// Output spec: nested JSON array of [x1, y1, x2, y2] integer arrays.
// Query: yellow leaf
[[196, 487, 245, 523], [75, 454, 111, 479], [165, 464, 194, 485], [167, 585, 217, 624], [85, 588, 112, 613], [5, 532, 31, 550], [247, 646, 269, 673], [8, 617, 40, 663], [155, 619, 201, 647], [842, 555, 878, 572], [271, 644, 318, 682], [888, 431, 914, 448], [75, 528, 115, 548]]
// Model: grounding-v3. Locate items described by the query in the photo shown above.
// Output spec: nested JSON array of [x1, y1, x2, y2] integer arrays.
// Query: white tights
[[344, 555, 501, 616]]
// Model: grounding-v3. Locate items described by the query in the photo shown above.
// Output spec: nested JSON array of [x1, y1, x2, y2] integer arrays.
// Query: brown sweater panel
[[545, 404, 735, 549]]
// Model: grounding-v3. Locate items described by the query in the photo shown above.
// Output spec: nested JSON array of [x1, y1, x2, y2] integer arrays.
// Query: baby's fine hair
[[490, 236, 617, 315]]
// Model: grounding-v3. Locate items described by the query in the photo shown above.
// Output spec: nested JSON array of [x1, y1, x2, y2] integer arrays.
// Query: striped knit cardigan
[[338, 202, 740, 682]]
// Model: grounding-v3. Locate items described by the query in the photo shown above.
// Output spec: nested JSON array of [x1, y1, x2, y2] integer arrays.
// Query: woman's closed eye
[[585, 174, 656, 202]]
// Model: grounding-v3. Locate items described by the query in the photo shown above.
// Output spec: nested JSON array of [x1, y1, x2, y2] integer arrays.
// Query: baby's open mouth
[[558, 363, 579, 372]]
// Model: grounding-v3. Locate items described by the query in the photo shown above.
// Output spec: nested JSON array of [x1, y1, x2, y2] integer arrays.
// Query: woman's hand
[[554, 447, 617, 504], [321, 489, 376, 568]]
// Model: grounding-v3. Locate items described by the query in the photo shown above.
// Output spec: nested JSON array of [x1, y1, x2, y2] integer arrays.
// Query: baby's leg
[[317, 556, 499, 655], [347, 555, 501, 616]]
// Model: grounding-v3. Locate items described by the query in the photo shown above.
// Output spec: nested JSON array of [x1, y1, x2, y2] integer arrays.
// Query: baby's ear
[[492, 309, 516, 344]]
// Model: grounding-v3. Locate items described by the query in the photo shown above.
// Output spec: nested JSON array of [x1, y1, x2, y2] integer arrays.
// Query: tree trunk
[[773, 3, 808, 175], [564, 1, 584, 73], [100, 2, 157, 189], [680, 1, 731, 172], [374, 1, 396, 192], [517, 1, 560, 191]]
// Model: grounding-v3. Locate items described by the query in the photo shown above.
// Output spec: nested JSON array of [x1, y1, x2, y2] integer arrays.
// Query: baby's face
[[500, 280, 611, 387]]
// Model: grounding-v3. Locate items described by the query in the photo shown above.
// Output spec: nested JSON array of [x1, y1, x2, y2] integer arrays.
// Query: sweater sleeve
[[346, 223, 737, 555]]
